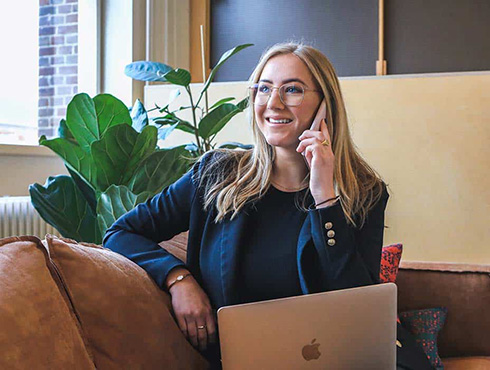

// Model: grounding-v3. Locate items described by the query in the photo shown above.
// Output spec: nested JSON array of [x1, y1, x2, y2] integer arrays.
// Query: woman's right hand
[[166, 268, 217, 352]]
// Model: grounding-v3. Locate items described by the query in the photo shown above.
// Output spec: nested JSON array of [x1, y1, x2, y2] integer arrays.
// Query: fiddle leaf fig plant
[[30, 42, 254, 244], [125, 43, 254, 155], [30, 93, 190, 244]]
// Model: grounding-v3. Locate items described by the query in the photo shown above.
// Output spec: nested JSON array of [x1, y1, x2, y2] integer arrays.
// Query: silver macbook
[[217, 283, 397, 370]]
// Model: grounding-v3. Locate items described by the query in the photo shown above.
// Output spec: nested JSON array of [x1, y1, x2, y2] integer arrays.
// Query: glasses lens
[[280, 83, 304, 106], [254, 83, 272, 105]]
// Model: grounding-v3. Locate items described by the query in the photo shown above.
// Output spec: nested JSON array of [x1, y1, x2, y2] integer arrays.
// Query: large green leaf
[[96, 185, 151, 237], [40, 136, 97, 187], [65, 93, 97, 153], [163, 68, 191, 87], [131, 99, 148, 132], [209, 97, 235, 110], [93, 94, 132, 134], [124, 61, 173, 82], [66, 166, 97, 213], [153, 113, 195, 134], [29, 175, 101, 244], [66, 93, 130, 153], [197, 44, 253, 106], [58, 119, 77, 144], [128, 145, 190, 195], [198, 98, 248, 139], [91, 125, 157, 191]]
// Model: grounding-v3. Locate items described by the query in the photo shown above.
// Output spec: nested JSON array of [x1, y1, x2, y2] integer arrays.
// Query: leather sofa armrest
[[397, 261, 490, 358]]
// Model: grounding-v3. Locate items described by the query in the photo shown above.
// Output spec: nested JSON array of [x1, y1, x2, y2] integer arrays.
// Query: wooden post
[[376, 0, 388, 75], [190, 0, 211, 82]]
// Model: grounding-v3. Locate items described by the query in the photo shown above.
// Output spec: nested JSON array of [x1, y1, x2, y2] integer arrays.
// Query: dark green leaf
[[198, 103, 241, 139], [93, 94, 132, 135], [65, 93, 97, 153], [66, 93, 130, 153], [209, 97, 235, 110], [124, 61, 173, 82], [197, 44, 253, 105], [128, 145, 190, 194], [58, 119, 77, 144], [96, 185, 151, 236], [163, 68, 191, 87], [236, 97, 249, 111], [91, 125, 157, 190], [153, 115, 195, 134], [29, 175, 101, 244], [131, 99, 148, 132], [40, 136, 97, 187], [66, 166, 97, 213]]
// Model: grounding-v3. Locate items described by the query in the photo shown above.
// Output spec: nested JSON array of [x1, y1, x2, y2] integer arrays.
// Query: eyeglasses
[[249, 82, 321, 107]]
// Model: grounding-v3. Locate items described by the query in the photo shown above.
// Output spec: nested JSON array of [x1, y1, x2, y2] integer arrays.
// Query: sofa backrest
[[397, 261, 490, 358]]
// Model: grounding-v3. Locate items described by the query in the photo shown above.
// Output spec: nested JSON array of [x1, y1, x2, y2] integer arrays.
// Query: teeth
[[268, 118, 292, 123]]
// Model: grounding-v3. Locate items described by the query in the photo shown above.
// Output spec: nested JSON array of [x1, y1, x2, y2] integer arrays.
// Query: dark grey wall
[[386, 0, 490, 74], [210, 0, 490, 81], [210, 0, 378, 81]]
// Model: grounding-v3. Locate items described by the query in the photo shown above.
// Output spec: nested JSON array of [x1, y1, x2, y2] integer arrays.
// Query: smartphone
[[310, 99, 327, 132], [302, 99, 330, 168]]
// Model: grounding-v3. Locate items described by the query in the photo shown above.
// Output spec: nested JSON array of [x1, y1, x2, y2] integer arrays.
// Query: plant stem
[[186, 86, 202, 152]]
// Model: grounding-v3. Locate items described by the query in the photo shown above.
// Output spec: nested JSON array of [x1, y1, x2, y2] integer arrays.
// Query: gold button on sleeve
[[327, 239, 336, 246], [327, 230, 335, 238], [324, 222, 333, 230]]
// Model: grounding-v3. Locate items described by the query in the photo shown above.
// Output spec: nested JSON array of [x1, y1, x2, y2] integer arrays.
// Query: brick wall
[[38, 0, 78, 138]]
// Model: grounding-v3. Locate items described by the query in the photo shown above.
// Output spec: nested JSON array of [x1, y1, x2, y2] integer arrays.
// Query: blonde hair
[[200, 42, 387, 228]]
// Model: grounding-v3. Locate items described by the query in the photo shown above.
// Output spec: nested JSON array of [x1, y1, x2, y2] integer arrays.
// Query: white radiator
[[0, 196, 60, 239]]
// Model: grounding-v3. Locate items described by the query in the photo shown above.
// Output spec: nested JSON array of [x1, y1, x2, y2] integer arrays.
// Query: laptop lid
[[217, 283, 397, 370]]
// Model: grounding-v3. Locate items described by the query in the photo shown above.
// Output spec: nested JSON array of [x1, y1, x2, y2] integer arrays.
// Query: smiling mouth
[[266, 118, 293, 124]]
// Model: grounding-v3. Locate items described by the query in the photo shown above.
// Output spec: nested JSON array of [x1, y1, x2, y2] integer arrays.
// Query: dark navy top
[[237, 186, 307, 303]]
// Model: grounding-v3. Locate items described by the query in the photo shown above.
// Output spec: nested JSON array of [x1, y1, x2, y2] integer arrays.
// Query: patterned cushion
[[380, 243, 403, 283], [399, 307, 448, 370]]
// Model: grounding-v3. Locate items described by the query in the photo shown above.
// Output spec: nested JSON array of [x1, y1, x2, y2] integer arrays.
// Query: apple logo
[[302, 338, 321, 361]]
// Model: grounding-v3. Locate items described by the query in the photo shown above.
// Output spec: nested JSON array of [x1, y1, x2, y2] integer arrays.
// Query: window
[[0, 1, 40, 145], [0, 0, 87, 146]]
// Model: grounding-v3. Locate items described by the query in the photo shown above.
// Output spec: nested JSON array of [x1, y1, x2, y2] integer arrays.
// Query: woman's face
[[254, 53, 322, 150]]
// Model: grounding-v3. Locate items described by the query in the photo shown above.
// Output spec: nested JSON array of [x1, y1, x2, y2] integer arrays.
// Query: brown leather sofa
[[1, 233, 489, 369]]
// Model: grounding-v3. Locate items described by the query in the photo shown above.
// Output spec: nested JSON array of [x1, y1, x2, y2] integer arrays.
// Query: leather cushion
[[43, 234, 208, 370], [0, 236, 95, 369], [443, 356, 490, 370]]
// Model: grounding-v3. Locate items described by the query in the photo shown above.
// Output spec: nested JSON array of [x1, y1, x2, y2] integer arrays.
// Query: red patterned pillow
[[399, 307, 448, 369], [380, 243, 403, 283]]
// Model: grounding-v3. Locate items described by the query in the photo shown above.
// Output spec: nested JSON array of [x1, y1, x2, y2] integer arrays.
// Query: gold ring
[[321, 139, 330, 147], [197, 325, 207, 330]]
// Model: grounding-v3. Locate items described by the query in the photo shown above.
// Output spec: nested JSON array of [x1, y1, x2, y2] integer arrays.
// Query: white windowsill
[[0, 144, 57, 157]]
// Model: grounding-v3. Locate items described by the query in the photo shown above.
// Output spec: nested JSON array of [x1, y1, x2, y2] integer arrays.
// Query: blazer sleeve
[[102, 165, 199, 290], [309, 183, 390, 291]]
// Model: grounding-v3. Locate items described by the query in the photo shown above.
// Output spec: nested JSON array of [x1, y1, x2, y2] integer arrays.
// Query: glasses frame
[[249, 82, 322, 107]]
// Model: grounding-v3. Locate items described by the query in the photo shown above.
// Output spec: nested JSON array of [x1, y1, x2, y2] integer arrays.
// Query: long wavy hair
[[199, 42, 387, 228]]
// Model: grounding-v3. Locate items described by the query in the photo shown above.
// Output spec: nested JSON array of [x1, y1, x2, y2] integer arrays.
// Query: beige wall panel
[[146, 72, 490, 264], [0, 147, 67, 197]]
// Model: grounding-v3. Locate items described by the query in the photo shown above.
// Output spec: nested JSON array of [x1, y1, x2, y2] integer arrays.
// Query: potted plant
[[30, 43, 253, 244]]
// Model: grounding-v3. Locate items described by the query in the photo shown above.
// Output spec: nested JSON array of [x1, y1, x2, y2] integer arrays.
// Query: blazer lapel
[[297, 211, 330, 294], [219, 208, 251, 305]]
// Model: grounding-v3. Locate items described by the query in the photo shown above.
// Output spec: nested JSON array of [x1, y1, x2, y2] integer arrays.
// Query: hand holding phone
[[301, 100, 330, 169], [310, 99, 327, 132]]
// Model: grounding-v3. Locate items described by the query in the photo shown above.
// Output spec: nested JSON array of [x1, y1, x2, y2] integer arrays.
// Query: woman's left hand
[[296, 119, 336, 205]]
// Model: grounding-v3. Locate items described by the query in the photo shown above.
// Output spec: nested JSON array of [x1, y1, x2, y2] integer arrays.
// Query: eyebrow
[[259, 78, 308, 85]]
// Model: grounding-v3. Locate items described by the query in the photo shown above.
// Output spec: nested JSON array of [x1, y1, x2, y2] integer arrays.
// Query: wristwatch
[[167, 273, 191, 291]]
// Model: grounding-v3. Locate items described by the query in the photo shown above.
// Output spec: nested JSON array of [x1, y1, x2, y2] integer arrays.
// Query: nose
[[266, 88, 284, 110]]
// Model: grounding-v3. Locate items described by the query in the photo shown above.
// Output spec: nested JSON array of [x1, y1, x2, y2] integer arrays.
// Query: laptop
[[217, 283, 397, 370]]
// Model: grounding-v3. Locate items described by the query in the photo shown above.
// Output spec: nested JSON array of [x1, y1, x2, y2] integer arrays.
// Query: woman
[[104, 42, 416, 368]]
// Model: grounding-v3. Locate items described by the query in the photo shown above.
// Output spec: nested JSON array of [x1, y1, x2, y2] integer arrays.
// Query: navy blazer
[[103, 154, 390, 309]]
